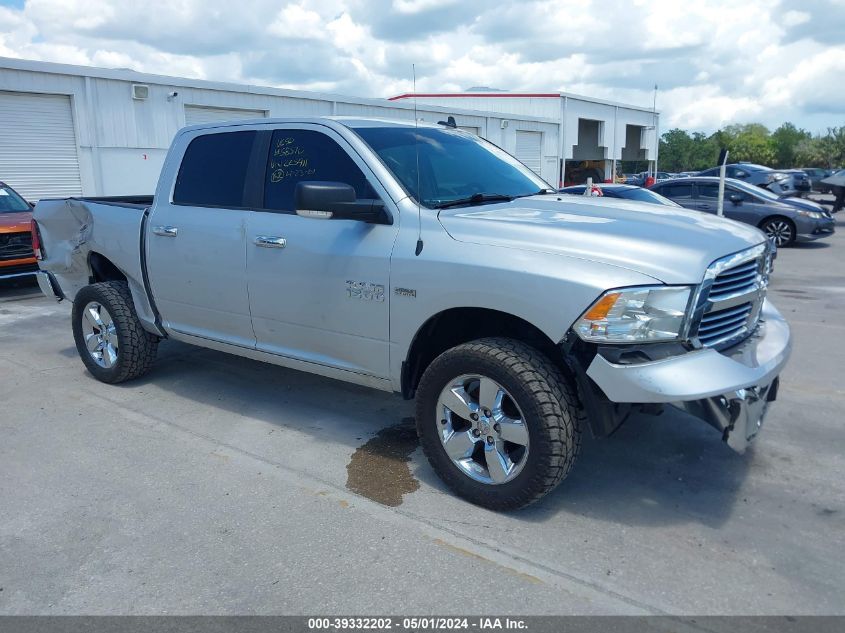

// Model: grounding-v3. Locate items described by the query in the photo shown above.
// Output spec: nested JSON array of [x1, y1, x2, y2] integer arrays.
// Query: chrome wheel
[[764, 220, 794, 247], [436, 374, 529, 485], [81, 302, 118, 368]]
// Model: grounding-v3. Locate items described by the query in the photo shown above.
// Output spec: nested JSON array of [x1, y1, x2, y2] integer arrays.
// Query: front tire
[[415, 338, 583, 511], [72, 281, 159, 384], [760, 216, 796, 247]]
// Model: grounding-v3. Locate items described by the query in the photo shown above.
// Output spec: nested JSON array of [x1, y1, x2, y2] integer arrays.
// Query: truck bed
[[39, 195, 154, 208], [33, 197, 156, 326]]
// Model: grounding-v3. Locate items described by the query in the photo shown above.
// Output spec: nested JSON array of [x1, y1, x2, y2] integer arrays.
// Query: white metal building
[[390, 92, 659, 185], [0, 57, 658, 200]]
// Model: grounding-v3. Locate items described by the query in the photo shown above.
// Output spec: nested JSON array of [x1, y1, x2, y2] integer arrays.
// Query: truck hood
[[438, 195, 766, 284], [0, 211, 32, 232]]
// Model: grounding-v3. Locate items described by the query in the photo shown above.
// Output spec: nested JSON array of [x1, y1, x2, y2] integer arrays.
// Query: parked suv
[[800, 167, 833, 193], [650, 177, 834, 246], [697, 163, 810, 196]]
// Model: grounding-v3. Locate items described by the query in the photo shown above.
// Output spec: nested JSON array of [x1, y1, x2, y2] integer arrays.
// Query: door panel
[[694, 183, 720, 214], [246, 125, 397, 378], [723, 188, 760, 224], [146, 130, 256, 347], [147, 206, 253, 345]]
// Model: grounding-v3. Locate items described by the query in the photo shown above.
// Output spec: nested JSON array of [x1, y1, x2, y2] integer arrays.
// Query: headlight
[[772, 173, 788, 181], [574, 286, 692, 343], [796, 210, 823, 219]]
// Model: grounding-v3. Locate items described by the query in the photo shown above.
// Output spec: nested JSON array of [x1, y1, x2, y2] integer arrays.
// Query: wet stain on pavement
[[346, 417, 420, 506]]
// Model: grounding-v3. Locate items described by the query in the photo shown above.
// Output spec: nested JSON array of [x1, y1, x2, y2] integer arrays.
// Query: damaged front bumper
[[585, 300, 791, 453]]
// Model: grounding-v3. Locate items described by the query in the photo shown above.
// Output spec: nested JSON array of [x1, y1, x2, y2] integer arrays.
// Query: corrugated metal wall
[[0, 61, 565, 195]]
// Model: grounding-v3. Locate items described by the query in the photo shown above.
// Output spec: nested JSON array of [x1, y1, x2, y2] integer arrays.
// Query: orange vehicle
[[0, 181, 38, 280]]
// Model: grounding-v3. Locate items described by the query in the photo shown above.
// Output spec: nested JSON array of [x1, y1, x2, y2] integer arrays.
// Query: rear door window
[[173, 131, 257, 208], [697, 184, 720, 199], [658, 183, 693, 199], [263, 129, 375, 212]]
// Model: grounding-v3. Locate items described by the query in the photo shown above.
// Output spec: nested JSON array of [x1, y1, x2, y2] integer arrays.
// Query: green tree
[[771, 122, 811, 168], [658, 129, 694, 172], [689, 132, 719, 170], [721, 123, 775, 165], [659, 129, 719, 171], [657, 120, 845, 172]]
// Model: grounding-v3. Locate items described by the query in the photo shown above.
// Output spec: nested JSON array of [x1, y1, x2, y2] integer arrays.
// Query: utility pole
[[717, 148, 729, 217], [652, 84, 658, 178]]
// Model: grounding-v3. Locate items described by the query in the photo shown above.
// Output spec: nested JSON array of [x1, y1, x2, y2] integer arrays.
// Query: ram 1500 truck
[[33, 117, 791, 510]]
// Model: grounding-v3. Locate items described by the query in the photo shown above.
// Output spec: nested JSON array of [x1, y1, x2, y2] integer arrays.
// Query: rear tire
[[72, 281, 159, 384], [415, 337, 583, 511]]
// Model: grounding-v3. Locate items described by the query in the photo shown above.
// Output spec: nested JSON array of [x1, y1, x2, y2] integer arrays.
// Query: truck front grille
[[0, 232, 34, 261], [708, 259, 758, 300], [691, 244, 771, 350], [697, 302, 754, 347]]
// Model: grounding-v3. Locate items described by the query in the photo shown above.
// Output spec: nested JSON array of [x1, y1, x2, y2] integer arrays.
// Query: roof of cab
[[178, 115, 449, 135]]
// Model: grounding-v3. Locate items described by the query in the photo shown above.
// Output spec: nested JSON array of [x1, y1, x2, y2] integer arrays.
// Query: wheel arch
[[401, 307, 564, 400], [758, 214, 796, 231], [84, 251, 164, 337], [88, 251, 128, 284]]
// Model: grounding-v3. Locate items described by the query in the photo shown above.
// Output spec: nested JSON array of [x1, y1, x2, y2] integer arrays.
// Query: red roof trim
[[388, 93, 561, 101]]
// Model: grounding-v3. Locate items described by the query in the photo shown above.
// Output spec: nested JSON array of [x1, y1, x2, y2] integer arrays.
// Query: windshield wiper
[[513, 189, 556, 199], [434, 193, 514, 209]]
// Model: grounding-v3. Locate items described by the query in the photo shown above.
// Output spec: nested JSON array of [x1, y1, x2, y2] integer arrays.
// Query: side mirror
[[729, 193, 743, 205], [295, 181, 387, 223]]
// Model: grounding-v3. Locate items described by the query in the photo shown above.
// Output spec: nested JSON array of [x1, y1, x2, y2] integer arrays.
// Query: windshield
[[620, 187, 681, 206], [0, 186, 31, 213], [353, 126, 551, 208]]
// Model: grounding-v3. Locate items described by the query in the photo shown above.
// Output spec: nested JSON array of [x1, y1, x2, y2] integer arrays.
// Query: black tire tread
[[72, 281, 159, 384], [416, 337, 584, 511]]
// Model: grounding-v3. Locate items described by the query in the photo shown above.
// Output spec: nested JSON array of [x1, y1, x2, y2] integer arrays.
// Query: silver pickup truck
[[33, 117, 791, 510]]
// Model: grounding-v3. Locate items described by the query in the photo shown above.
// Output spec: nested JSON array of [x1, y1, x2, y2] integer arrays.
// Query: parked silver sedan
[[649, 177, 834, 246]]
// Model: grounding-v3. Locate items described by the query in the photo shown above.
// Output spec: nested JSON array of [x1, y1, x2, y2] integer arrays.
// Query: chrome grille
[[697, 302, 753, 347], [691, 244, 770, 350], [0, 232, 33, 261], [708, 260, 758, 300]]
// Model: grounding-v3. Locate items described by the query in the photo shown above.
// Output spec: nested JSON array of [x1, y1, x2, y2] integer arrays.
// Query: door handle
[[152, 225, 178, 237], [254, 236, 287, 249]]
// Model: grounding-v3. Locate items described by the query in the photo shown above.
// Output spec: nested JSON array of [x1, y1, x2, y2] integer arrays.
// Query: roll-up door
[[185, 106, 267, 125], [514, 130, 542, 175], [0, 91, 82, 201]]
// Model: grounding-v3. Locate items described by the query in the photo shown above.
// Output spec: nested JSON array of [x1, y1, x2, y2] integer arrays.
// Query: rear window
[[0, 186, 31, 213], [173, 131, 257, 208]]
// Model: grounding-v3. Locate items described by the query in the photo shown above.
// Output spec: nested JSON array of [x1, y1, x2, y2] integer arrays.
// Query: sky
[[1, 0, 844, 134]]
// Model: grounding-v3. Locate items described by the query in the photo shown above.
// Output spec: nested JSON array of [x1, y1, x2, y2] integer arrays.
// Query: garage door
[[515, 131, 542, 175], [185, 106, 267, 125], [0, 91, 83, 201]]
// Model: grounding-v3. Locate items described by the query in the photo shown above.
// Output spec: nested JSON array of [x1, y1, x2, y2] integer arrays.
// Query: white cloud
[[0, 0, 843, 133]]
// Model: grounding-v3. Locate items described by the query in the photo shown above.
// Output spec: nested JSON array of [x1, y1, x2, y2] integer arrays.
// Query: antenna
[[413, 64, 423, 256]]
